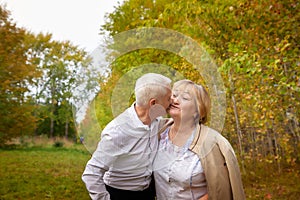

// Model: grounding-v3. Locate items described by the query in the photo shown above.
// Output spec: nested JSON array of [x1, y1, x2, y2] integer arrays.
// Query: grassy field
[[0, 145, 91, 200], [0, 142, 299, 200]]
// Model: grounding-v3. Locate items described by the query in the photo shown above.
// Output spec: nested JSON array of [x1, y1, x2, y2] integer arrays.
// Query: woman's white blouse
[[153, 128, 207, 200]]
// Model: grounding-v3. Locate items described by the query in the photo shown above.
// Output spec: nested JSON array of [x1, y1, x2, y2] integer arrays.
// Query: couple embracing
[[82, 73, 245, 200]]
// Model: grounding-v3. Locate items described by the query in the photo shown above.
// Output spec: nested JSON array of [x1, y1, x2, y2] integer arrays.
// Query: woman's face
[[168, 84, 198, 121]]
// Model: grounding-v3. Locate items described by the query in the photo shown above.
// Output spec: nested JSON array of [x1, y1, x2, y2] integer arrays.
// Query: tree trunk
[[65, 118, 69, 139], [232, 94, 243, 157], [229, 71, 243, 156], [228, 70, 244, 172], [273, 131, 281, 173], [50, 109, 54, 138], [50, 85, 55, 138]]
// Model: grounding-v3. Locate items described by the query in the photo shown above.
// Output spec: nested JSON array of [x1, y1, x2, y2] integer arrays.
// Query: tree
[[100, 0, 300, 166], [25, 32, 91, 138], [0, 5, 38, 144]]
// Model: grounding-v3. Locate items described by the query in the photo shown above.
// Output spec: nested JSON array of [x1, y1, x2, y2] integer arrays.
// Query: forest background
[[0, 0, 299, 199]]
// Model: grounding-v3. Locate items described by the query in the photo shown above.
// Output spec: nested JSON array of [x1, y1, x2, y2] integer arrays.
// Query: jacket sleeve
[[193, 126, 245, 200], [201, 144, 233, 200], [219, 140, 246, 200]]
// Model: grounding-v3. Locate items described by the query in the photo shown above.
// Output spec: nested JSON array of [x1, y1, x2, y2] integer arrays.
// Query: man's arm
[[82, 157, 110, 200], [82, 127, 120, 200]]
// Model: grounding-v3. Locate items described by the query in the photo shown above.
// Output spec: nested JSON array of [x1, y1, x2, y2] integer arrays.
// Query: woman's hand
[[199, 193, 208, 200]]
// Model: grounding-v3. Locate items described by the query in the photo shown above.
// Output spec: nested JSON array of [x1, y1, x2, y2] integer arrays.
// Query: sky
[[0, 0, 122, 53]]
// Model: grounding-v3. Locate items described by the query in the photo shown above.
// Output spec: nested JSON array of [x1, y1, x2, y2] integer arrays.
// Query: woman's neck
[[172, 117, 196, 132], [169, 119, 196, 147]]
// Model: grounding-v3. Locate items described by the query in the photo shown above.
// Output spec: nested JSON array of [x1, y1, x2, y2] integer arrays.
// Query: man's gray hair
[[135, 73, 171, 106]]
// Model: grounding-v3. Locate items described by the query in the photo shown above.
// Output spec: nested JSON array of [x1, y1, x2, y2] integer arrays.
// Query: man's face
[[148, 88, 171, 121], [157, 88, 172, 110]]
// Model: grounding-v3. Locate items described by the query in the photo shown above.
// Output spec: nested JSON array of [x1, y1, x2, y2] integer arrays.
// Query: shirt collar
[[128, 103, 159, 129], [128, 103, 149, 129]]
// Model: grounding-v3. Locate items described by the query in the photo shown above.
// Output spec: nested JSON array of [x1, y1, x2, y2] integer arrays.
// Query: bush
[[53, 141, 64, 148]]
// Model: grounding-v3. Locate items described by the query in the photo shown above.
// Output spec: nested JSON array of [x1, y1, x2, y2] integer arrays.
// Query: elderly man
[[82, 73, 172, 200]]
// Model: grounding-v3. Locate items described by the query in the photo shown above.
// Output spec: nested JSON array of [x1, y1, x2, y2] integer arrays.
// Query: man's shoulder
[[104, 108, 132, 128], [101, 110, 138, 140]]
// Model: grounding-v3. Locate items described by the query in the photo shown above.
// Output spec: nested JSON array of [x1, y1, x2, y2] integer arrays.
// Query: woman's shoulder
[[190, 125, 227, 157], [201, 125, 235, 155], [157, 118, 173, 134], [201, 125, 228, 142], [157, 117, 173, 127]]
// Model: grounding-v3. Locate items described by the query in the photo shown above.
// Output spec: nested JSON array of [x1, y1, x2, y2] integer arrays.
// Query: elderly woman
[[153, 80, 245, 200]]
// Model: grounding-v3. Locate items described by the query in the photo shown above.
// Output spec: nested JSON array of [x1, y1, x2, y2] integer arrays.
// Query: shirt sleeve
[[82, 124, 123, 200], [82, 159, 110, 200]]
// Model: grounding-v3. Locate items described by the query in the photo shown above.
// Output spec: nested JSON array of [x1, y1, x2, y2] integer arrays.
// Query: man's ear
[[149, 98, 156, 106]]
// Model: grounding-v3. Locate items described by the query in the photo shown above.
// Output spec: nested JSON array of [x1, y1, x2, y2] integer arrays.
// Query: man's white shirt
[[82, 104, 160, 200]]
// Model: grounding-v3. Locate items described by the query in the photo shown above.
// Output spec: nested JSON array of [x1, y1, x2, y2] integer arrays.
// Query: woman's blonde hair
[[173, 80, 211, 124]]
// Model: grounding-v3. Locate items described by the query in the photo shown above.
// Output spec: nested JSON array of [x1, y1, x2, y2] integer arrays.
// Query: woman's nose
[[171, 95, 179, 103]]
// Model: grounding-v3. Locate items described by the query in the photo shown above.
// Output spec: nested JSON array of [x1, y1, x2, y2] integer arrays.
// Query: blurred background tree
[[99, 0, 299, 170], [0, 5, 93, 143]]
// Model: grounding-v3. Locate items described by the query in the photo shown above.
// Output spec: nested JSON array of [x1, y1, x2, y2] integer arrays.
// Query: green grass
[[0, 145, 91, 200], [0, 144, 299, 200]]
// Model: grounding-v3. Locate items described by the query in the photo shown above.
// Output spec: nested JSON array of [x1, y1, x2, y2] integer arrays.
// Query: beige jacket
[[158, 119, 246, 200]]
